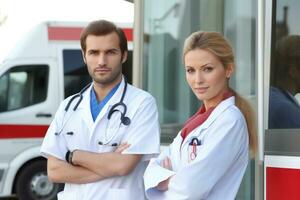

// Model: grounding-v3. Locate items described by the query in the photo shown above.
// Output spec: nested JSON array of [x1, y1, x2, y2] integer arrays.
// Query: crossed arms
[[47, 144, 141, 184]]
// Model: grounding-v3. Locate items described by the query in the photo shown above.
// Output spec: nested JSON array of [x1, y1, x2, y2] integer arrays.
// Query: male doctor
[[40, 20, 160, 200]]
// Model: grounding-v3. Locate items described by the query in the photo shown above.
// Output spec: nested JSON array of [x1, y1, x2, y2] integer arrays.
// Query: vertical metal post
[[132, 0, 144, 88], [256, 0, 264, 199]]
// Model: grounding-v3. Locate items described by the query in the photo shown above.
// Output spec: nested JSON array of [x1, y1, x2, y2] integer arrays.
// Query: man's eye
[[107, 50, 118, 55], [88, 51, 97, 55]]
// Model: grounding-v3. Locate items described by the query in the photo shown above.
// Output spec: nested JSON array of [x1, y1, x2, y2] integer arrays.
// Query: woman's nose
[[195, 70, 203, 83]]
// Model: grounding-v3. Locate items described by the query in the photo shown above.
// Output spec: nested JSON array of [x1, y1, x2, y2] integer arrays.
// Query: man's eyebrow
[[106, 48, 120, 52]]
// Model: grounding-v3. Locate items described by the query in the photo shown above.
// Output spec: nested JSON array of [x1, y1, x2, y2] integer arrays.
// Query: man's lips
[[95, 67, 111, 72]]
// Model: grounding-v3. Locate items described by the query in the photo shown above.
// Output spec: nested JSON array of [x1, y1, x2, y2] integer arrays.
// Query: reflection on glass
[[269, 1, 300, 129], [8, 72, 28, 110], [0, 74, 8, 111], [269, 35, 300, 128]]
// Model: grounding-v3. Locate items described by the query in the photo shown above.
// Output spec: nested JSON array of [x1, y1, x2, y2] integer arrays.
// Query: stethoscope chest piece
[[121, 116, 131, 126]]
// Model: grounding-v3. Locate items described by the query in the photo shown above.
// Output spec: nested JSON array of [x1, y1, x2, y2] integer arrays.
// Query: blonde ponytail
[[231, 89, 257, 157]]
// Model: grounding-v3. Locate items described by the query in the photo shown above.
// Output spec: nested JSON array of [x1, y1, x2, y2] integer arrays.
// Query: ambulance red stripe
[[48, 27, 133, 41], [0, 125, 48, 138]]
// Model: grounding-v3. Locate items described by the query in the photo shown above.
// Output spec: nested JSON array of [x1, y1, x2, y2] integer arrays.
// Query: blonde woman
[[144, 31, 257, 200]]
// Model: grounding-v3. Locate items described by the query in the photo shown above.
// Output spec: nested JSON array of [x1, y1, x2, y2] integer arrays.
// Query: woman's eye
[[186, 68, 194, 73], [203, 66, 213, 72]]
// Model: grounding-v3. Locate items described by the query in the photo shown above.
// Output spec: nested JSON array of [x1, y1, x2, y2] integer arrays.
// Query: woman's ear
[[226, 63, 234, 78]]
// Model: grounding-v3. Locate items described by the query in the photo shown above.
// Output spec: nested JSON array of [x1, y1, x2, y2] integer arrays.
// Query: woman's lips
[[194, 87, 208, 94]]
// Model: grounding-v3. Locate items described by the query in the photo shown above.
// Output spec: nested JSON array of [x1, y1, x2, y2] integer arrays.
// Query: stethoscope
[[55, 79, 131, 140]]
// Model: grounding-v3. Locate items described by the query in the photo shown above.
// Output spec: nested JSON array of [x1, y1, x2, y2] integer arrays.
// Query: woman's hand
[[161, 157, 172, 170], [157, 157, 172, 191], [114, 143, 130, 153]]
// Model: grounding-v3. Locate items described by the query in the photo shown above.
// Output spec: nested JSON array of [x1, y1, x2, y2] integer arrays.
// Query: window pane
[[8, 71, 28, 110], [0, 65, 49, 112], [269, 0, 300, 129], [63, 49, 91, 98], [0, 73, 8, 112]]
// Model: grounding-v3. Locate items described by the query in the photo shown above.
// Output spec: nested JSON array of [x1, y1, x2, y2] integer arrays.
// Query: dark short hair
[[80, 20, 128, 55]]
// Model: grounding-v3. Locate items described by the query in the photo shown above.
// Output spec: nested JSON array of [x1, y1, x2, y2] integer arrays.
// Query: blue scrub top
[[90, 82, 121, 121]]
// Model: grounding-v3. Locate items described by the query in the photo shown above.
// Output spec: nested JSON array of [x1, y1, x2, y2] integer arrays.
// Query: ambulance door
[[264, 0, 300, 199], [0, 57, 63, 199], [0, 58, 59, 156]]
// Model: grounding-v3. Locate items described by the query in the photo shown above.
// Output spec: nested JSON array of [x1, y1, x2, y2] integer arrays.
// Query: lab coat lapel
[[90, 78, 125, 138], [183, 96, 236, 144], [76, 84, 94, 133]]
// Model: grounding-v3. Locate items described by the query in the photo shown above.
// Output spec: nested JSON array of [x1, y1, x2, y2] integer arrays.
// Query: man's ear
[[82, 50, 86, 63], [226, 63, 234, 78], [122, 51, 128, 64]]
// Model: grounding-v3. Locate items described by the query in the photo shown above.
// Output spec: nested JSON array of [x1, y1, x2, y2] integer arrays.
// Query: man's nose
[[98, 53, 107, 66]]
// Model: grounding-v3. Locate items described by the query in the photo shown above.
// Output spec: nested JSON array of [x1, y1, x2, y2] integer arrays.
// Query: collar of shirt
[[180, 90, 234, 141], [90, 82, 121, 121]]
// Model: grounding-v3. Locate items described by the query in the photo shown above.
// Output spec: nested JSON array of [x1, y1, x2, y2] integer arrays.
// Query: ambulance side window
[[0, 65, 48, 112], [63, 50, 91, 98]]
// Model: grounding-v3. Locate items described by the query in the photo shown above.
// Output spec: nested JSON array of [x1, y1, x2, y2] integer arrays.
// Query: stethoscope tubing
[[55, 78, 130, 137]]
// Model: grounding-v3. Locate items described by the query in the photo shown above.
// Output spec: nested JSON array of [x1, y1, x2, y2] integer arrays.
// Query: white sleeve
[[145, 117, 248, 200], [121, 96, 160, 161], [40, 102, 68, 161], [144, 134, 183, 199], [143, 146, 174, 194]]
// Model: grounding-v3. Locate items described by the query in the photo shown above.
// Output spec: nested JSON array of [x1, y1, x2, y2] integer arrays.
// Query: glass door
[[265, 0, 300, 199], [141, 0, 257, 199]]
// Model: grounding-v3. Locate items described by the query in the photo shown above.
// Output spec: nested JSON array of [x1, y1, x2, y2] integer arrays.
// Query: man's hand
[[114, 143, 130, 153], [47, 155, 104, 184], [71, 144, 141, 178]]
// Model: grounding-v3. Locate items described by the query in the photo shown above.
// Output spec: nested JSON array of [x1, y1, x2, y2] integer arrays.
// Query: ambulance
[[0, 21, 133, 200]]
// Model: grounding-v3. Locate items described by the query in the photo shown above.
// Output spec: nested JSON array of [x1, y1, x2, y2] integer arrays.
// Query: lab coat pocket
[[187, 138, 202, 163], [97, 127, 127, 153], [63, 131, 80, 151], [108, 188, 131, 200]]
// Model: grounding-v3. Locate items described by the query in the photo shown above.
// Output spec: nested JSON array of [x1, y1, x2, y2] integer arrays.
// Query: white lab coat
[[40, 77, 160, 200], [144, 96, 249, 200]]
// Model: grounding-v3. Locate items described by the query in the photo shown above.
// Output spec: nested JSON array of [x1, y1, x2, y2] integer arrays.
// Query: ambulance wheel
[[16, 160, 64, 200]]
